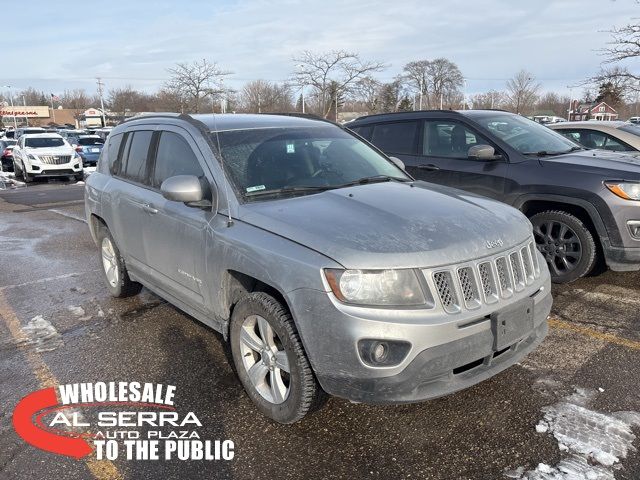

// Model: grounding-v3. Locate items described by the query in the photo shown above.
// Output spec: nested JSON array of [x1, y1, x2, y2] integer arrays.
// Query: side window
[[121, 131, 153, 184], [370, 121, 419, 155], [422, 120, 491, 158], [152, 131, 204, 188], [350, 125, 372, 141], [105, 133, 124, 174], [558, 130, 581, 143]]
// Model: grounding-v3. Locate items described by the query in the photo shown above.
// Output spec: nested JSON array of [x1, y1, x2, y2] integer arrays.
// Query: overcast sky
[[5, 0, 638, 98]]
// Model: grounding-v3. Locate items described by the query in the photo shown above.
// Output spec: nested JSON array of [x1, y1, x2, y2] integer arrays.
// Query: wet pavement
[[0, 181, 639, 480]]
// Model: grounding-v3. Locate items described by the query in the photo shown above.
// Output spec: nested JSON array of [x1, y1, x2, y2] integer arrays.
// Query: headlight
[[605, 182, 640, 201], [27, 154, 37, 161], [324, 269, 427, 306]]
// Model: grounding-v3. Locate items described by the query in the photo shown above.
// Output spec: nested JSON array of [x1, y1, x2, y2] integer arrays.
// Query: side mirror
[[468, 144, 502, 161], [161, 175, 206, 204], [388, 156, 405, 170]]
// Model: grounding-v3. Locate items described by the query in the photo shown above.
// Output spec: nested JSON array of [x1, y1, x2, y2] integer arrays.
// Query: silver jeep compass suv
[[85, 113, 552, 423]]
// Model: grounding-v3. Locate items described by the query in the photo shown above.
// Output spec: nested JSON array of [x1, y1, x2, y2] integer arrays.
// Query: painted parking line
[[0, 291, 122, 480], [549, 316, 640, 351]]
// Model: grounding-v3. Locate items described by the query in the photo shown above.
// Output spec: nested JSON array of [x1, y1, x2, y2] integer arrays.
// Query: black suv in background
[[348, 110, 640, 283]]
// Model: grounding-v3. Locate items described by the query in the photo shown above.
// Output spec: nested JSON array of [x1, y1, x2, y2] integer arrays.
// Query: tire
[[75, 173, 84, 182], [230, 292, 322, 424], [96, 224, 142, 297], [530, 210, 597, 283], [22, 168, 32, 183]]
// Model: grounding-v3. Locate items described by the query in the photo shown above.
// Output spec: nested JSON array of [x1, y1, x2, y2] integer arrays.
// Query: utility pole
[[419, 78, 423, 110], [440, 93, 443, 110], [22, 96, 28, 126], [567, 87, 573, 121], [96, 78, 107, 127], [3, 85, 17, 130]]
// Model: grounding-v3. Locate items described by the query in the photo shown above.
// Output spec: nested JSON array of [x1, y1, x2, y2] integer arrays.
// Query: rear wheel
[[230, 292, 322, 423], [96, 225, 142, 297], [530, 210, 597, 283]]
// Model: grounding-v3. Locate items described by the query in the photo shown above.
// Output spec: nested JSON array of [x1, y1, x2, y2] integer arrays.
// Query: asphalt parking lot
[[0, 181, 639, 480]]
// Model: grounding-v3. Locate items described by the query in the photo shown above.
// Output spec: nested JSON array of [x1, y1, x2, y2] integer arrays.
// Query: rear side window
[[350, 125, 372, 141], [151, 132, 204, 188], [106, 133, 124, 174], [121, 131, 153, 184], [370, 121, 419, 155]]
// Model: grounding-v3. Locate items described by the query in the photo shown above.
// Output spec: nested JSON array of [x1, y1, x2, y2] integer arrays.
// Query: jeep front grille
[[428, 239, 540, 313]]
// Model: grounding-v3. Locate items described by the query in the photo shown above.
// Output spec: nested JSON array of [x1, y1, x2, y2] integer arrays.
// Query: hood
[[26, 146, 74, 156], [541, 149, 640, 177], [238, 181, 532, 269]]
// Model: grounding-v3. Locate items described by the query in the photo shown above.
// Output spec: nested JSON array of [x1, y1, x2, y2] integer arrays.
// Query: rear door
[[415, 119, 509, 200], [139, 127, 214, 310], [110, 129, 155, 272]]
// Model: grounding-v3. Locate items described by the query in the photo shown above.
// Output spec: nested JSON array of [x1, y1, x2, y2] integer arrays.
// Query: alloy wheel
[[238, 314, 291, 404], [533, 220, 582, 277], [101, 237, 119, 287]]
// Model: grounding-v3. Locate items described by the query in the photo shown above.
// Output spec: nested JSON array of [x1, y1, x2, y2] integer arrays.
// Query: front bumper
[[602, 238, 640, 271], [24, 160, 83, 176], [288, 272, 552, 404]]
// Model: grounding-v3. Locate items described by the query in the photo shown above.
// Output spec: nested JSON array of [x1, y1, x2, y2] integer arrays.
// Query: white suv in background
[[13, 133, 83, 182]]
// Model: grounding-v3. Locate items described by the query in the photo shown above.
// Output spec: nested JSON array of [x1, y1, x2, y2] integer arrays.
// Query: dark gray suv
[[348, 110, 640, 283]]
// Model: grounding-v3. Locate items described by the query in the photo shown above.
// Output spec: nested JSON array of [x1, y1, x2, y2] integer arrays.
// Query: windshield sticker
[[286, 143, 295, 154], [246, 185, 266, 193]]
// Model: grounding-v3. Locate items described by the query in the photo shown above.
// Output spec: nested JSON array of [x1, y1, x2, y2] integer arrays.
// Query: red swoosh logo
[[12, 387, 93, 459]]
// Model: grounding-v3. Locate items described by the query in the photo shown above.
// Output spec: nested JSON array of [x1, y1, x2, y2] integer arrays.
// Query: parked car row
[[548, 121, 640, 155]]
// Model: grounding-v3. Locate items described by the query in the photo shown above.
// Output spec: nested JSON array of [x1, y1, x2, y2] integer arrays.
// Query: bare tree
[[602, 19, 640, 66], [108, 86, 154, 116], [469, 90, 506, 110], [403, 58, 464, 109], [165, 59, 230, 113], [240, 80, 293, 113], [58, 89, 94, 109], [535, 92, 571, 117], [403, 60, 431, 108], [292, 50, 385, 118], [505, 70, 540, 114], [19, 87, 47, 106], [428, 58, 464, 108], [352, 76, 382, 113]]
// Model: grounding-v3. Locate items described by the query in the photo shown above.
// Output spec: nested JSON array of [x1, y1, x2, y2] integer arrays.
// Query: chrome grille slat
[[433, 271, 459, 313], [495, 256, 512, 295], [38, 155, 71, 165]]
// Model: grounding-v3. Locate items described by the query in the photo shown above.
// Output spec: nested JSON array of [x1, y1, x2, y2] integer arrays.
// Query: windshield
[[78, 137, 104, 145], [213, 126, 409, 200], [474, 114, 579, 154], [25, 137, 66, 148]]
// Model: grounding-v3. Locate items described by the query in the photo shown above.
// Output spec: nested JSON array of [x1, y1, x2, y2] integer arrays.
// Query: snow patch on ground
[[67, 305, 85, 316], [507, 386, 640, 479], [19, 315, 63, 352], [0, 171, 25, 190]]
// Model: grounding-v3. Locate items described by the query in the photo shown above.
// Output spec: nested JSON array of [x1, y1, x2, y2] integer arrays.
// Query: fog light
[[629, 221, 640, 240], [74, 164, 80, 169], [358, 339, 411, 367], [372, 342, 388, 363], [31, 165, 40, 171]]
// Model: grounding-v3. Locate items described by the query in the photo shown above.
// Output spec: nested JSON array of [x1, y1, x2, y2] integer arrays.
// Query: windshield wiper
[[245, 185, 333, 198], [335, 175, 411, 188], [524, 146, 584, 157]]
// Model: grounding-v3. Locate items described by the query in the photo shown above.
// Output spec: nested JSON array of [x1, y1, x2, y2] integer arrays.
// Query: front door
[[140, 128, 214, 310], [414, 119, 509, 201]]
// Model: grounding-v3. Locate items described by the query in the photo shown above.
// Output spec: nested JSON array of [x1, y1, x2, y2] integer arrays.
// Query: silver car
[[85, 113, 552, 423], [549, 121, 640, 156]]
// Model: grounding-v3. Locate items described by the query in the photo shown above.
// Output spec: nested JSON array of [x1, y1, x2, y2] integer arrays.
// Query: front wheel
[[530, 210, 597, 283], [230, 292, 322, 423], [22, 168, 33, 183]]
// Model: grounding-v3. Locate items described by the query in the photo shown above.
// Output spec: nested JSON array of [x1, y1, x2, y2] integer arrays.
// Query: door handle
[[141, 203, 158, 214], [418, 164, 441, 171]]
